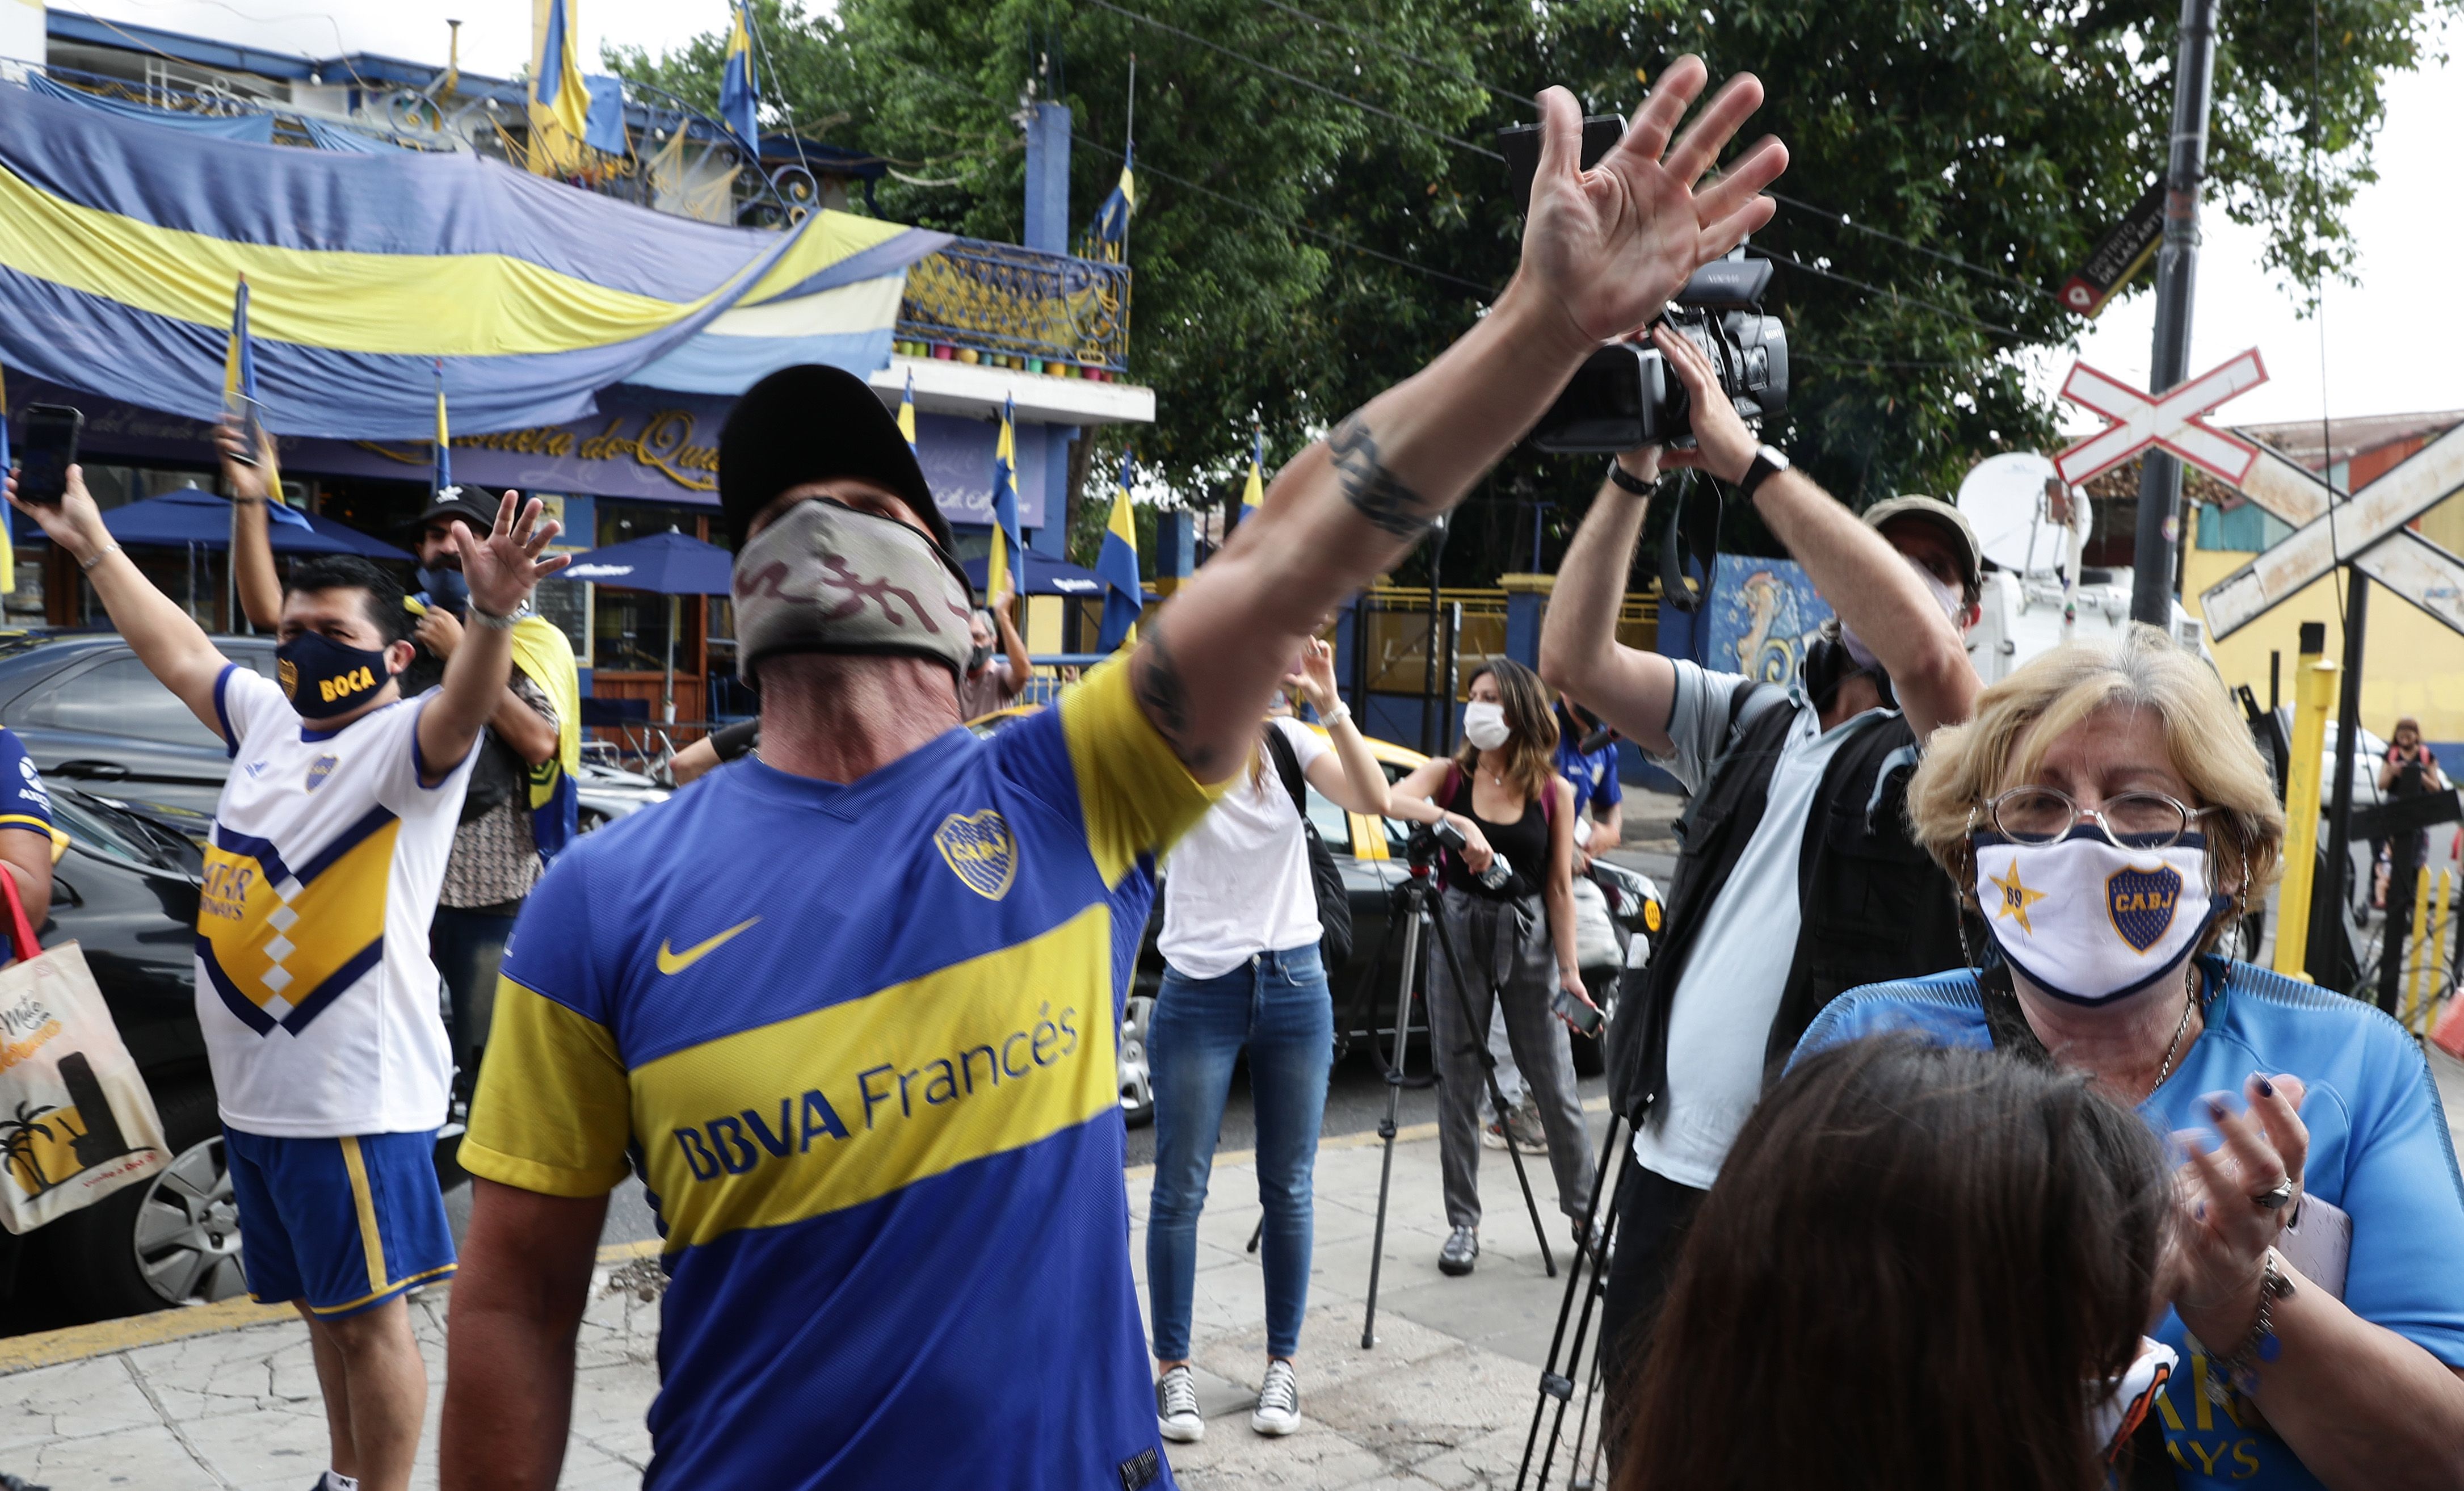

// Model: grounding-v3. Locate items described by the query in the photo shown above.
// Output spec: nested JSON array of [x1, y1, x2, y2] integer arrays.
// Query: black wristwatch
[[1737, 444, 1792, 498], [1605, 457, 1655, 495]]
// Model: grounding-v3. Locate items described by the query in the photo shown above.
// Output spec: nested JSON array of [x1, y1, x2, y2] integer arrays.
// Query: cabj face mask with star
[[1971, 828, 2228, 1005]]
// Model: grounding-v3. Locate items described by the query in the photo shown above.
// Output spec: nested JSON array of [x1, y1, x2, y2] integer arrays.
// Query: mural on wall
[[1706, 553, 1832, 686]]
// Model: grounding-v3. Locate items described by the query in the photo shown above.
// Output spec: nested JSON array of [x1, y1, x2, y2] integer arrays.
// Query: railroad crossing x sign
[[2199, 422, 2464, 640], [2054, 349, 2269, 488]]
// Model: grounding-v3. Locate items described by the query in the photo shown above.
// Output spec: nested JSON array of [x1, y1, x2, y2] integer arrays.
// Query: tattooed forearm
[[1329, 415, 1437, 541], [1130, 615, 1225, 776]]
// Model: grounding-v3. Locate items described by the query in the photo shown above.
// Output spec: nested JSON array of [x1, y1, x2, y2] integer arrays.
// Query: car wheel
[[1119, 993, 1156, 1129], [578, 808, 611, 834], [41, 1081, 250, 1320]]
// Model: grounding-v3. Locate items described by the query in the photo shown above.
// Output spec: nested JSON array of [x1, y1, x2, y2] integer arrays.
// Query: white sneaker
[[1250, 1358, 1301, 1436], [1156, 1364, 1205, 1443]]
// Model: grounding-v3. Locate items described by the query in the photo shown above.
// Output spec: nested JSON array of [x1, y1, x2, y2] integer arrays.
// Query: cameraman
[[1539, 324, 1982, 1403]]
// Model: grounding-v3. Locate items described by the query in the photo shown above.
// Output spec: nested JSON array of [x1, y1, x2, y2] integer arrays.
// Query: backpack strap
[[1262, 722, 1308, 818]]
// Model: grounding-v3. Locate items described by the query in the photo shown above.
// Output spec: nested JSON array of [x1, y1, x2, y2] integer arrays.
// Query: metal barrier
[[897, 239, 1132, 373]]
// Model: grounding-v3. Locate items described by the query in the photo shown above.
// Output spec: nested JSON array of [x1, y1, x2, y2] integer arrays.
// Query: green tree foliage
[[612, 0, 2452, 580]]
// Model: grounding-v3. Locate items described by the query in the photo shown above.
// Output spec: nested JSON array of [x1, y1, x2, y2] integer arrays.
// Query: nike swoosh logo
[[656, 917, 762, 976]]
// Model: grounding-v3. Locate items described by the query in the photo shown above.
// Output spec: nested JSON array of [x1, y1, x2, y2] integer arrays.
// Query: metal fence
[[897, 238, 1132, 373]]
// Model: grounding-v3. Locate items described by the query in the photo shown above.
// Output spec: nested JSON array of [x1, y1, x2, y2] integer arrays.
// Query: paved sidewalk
[[1, 1112, 1612, 1490]]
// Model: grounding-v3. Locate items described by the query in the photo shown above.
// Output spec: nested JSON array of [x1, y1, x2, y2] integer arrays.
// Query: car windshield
[[49, 790, 199, 872]]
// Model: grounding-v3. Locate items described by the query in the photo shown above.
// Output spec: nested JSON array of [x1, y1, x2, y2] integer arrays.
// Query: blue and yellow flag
[[720, 3, 760, 150], [1242, 427, 1265, 511], [432, 359, 455, 499], [1090, 141, 1135, 261], [897, 370, 916, 450], [534, 0, 590, 149], [1097, 451, 1142, 652], [223, 276, 308, 531], [987, 394, 1026, 603]]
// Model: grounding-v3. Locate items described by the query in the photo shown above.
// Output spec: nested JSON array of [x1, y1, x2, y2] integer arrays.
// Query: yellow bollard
[[2427, 870, 2455, 1033], [2404, 863, 2436, 1031], [2273, 654, 2339, 978]]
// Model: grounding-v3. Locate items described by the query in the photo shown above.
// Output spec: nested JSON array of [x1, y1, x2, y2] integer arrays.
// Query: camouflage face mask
[[731, 498, 977, 681]]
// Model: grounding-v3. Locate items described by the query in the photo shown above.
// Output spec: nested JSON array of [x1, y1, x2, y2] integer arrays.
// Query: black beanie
[[718, 364, 951, 552]]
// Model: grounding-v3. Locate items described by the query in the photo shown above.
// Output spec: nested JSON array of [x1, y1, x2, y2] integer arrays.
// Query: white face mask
[[1972, 829, 2228, 1005], [1840, 557, 1966, 671], [1462, 700, 1512, 751]]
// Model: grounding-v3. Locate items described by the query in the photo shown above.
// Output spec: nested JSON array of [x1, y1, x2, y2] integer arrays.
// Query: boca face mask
[[1971, 828, 2228, 1005], [277, 631, 396, 720], [731, 498, 977, 679]]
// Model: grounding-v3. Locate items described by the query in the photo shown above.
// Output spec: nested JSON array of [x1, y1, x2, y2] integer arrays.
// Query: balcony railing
[[895, 239, 1130, 375]]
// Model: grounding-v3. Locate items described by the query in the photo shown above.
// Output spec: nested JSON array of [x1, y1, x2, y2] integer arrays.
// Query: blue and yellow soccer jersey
[[465, 662, 1216, 1490], [0, 727, 53, 843]]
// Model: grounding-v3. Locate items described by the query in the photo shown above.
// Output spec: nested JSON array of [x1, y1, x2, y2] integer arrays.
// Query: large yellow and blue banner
[[0, 83, 949, 436], [720, 3, 760, 149]]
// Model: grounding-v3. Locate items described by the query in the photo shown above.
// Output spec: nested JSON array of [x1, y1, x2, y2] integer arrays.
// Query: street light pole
[[2130, 0, 2223, 627]]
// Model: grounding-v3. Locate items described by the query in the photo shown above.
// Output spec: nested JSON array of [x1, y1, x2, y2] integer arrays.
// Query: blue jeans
[[1146, 945, 1333, 1361]]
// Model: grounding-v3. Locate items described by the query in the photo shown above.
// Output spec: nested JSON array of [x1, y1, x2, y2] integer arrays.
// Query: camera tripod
[[1359, 828, 1558, 1351], [1513, 1106, 1633, 1490]]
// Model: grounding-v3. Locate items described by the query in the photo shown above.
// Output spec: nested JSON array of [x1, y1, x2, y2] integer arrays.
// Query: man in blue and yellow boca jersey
[[0, 726, 57, 929], [440, 62, 1789, 1491], [9, 461, 568, 1491]]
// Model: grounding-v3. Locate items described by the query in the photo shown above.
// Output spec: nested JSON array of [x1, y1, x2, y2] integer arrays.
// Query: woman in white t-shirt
[[1149, 639, 1392, 1446]]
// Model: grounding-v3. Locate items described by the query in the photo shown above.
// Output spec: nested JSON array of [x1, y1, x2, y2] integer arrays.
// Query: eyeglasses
[[1981, 786, 2214, 849]]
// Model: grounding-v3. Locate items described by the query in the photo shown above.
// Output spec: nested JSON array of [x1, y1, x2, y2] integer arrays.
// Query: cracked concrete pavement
[[3, 1112, 1615, 1490]]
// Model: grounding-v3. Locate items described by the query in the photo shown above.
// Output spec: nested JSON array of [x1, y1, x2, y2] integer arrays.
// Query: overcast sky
[[64, 3, 2464, 436]]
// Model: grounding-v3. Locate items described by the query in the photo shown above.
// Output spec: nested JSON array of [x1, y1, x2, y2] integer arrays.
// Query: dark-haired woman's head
[[1615, 1039, 2172, 1491], [1456, 656, 1558, 803]]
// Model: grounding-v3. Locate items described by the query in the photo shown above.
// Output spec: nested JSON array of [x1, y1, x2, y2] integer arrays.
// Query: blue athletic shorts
[[222, 1127, 456, 1318]]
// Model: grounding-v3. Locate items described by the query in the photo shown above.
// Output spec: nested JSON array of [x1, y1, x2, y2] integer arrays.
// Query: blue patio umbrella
[[960, 549, 1106, 600], [549, 530, 735, 723], [99, 486, 409, 559]]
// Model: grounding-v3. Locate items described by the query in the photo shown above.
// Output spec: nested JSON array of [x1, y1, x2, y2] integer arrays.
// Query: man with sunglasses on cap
[[1540, 323, 1986, 1412], [440, 59, 1788, 1490]]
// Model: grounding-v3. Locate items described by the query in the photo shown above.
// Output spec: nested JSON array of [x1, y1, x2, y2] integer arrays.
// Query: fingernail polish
[[2255, 1076, 2276, 1098], [2195, 1202, 2207, 1221], [2206, 1094, 2231, 1120]]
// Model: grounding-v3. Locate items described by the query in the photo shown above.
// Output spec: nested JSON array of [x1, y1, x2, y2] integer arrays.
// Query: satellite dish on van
[[1958, 452, 2090, 574]]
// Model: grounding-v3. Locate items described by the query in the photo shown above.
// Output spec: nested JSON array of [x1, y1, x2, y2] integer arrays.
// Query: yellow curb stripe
[[0, 1295, 297, 1375]]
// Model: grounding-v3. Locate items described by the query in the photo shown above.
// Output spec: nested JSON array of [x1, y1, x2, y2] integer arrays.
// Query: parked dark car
[[0, 631, 283, 820], [0, 783, 236, 1328]]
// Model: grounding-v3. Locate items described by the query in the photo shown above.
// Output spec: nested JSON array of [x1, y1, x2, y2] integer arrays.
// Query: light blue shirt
[[1797, 956, 2464, 1489]]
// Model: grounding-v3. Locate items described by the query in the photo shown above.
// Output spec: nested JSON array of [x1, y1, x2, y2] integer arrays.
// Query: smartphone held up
[[12, 403, 84, 506]]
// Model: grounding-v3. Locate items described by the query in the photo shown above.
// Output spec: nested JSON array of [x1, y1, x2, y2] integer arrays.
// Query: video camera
[[1496, 116, 1789, 454], [1407, 816, 1469, 873]]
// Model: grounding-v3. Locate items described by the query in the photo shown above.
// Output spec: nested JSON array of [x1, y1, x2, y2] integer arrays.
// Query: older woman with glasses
[[1794, 626, 2464, 1490]]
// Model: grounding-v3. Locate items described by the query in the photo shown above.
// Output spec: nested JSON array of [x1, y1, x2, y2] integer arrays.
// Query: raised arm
[[1129, 63, 1785, 782], [219, 419, 284, 632], [988, 580, 1032, 696], [1655, 326, 1977, 739], [1288, 639, 1389, 815], [9, 467, 230, 734], [1540, 452, 1683, 754], [415, 493, 568, 783]]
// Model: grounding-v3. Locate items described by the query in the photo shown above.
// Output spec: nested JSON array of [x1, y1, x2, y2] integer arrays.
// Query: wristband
[[1737, 445, 1792, 499], [469, 603, 520, 631], [1606, 459, 1655, 495], [2204, 1249, 2293, 1401], [1320, 703, 1352, 728], [78, 543, 122, 572]]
